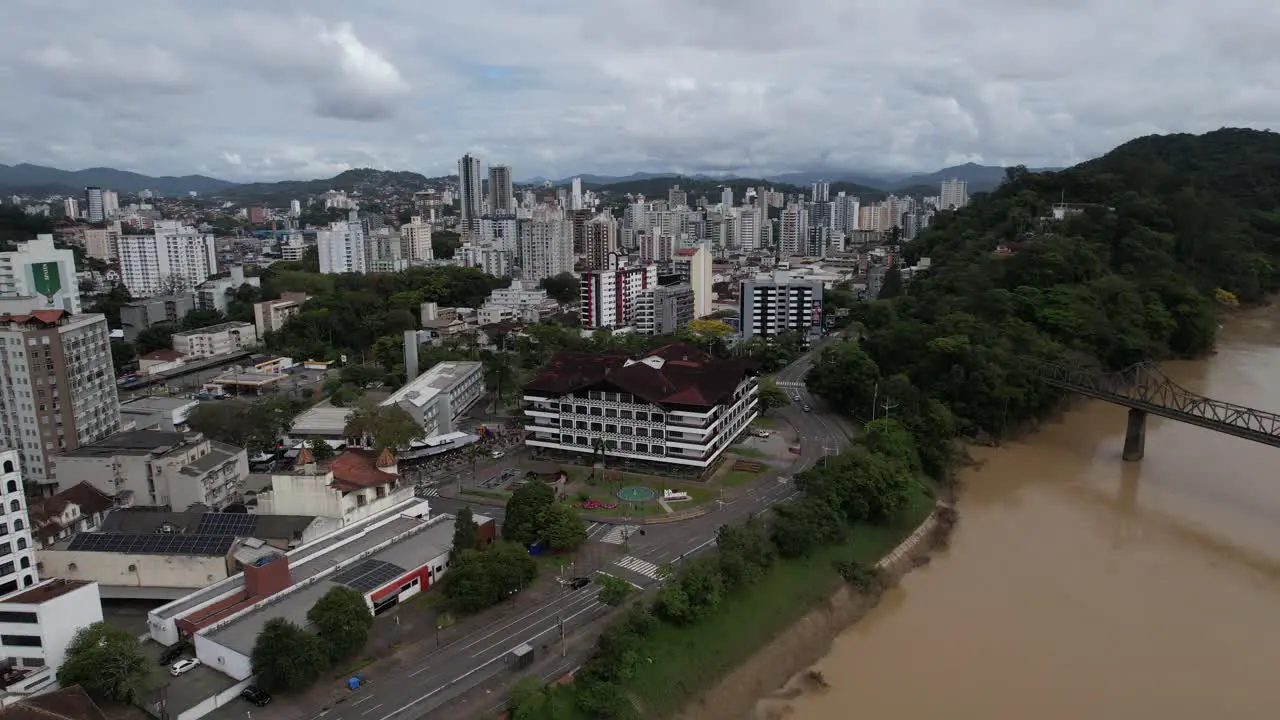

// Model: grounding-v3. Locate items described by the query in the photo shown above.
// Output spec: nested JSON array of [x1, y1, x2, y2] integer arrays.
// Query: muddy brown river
[[783, 306, 1280, 719]]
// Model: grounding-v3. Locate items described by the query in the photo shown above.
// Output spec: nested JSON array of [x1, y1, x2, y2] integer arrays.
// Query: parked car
[[490, 450, 505, 459], [753, 430, 770, 438], [241, 686, 271, 707], [793, 394, 801, 402], [569, 576, 592, 590], [169, 658, 200, 677]]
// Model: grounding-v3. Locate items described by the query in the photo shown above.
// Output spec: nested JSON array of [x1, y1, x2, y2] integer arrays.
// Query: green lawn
[[719, 469, 763, 487], [728, 446, 770, 459], [460, 488, 510, 501], [752, 416, 780, 429], [622, 484, 936, 716]]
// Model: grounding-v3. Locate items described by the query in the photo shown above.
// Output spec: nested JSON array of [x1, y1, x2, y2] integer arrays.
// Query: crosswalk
[[614, 555, 661, 579], [776, 380, 805, 390], [599, 525, 640, 545], [415, 485, 440, 498]]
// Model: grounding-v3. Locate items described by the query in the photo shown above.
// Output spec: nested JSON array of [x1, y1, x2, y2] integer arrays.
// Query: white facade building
[[523, 343, 759, 470], [118, 221, 217, 298], [940, 178, 969, 209], [317, 213, 368, 274], [671, 245, 713, 318], [381, 361, 484, 436], [399, 217, 434, 263], [0, 235, 81, 316], [0, 452, 37, 593], [517, 215, 573, 283], [457, 243, 511, 278], [0, 578, 103, 697], [580, 256, 657, 330], [171, 321, 257, 358], [257, 448, 411, 526], [738, 271, 824, 341]]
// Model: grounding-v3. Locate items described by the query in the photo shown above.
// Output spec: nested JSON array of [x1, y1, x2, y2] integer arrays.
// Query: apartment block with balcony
[[171, 321, 257, 359], [522, 343, 758, 473]]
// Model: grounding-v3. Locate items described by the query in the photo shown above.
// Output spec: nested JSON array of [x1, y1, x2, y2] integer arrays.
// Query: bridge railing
[[1040, 361, 1280, 438]]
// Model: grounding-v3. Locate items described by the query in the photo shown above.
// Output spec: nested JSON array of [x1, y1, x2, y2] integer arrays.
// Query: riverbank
[[672, 501, 956, 720]]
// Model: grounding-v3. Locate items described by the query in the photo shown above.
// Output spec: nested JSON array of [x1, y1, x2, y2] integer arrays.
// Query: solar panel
[[195, 513, 259, 536], [332, 559, 409, 592], [66, 532, 236, 556]]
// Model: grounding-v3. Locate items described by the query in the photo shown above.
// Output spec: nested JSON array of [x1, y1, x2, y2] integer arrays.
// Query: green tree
[[343, 397, 424, 451], [110, 340, 137, 375], [306, 586, 374, 663], [877, 265, 904, 300], [538, 503, 588, 551], [442, 542, 538, 613], [432, 230, 462, 260], [307, 436, 336, 461], [135, 323, 176, 354], [182, 307, 227, 330], [187, 398, 302, 452], [503, 482, 556, 547], [538, 272, 579, 304], [251, 618, 328, 692], [756, 377, 789, 412], [770, 497, 845, 558], [57, 622, 151, 704], [715, 517, 776, 589], [597, 574, 633, 607], [450, 506, 480, 560], [860, 418, 922, 476]]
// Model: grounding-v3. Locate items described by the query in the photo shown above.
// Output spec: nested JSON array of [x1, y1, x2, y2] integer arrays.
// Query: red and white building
[[579, 254, 658, 330]]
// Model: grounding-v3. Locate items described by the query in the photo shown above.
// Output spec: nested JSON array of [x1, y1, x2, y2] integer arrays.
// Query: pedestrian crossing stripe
[[599, 525, 640, 545], [415, 486, 440, 498], [776, 381, 805, 389], [614, 555, 661, 579]]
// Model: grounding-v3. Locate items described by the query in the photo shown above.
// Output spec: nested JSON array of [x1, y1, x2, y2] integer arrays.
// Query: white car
[[170, 658, 200, 677], [753, 430, 770, 438], [490, 450, 505, 459]]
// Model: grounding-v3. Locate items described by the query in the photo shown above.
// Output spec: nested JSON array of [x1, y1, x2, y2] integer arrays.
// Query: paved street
[[208, 339, 851, 720]]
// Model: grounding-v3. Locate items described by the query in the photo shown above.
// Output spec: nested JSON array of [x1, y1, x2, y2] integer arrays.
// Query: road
[[213, 340, 851, 720]]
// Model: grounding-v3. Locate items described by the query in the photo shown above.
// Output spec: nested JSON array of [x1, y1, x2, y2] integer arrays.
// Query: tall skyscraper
[[570, 177, 583, 211], [518, 213, 573, 283], [399, 217, 434, 263], [580, 256, 657, 329], [585, 214, 620, 271], [118, 221, 218, 297], [940, 178, 969, 209], [811, 182, 830, 203], [84, 187, 104, 223], [721, 186, 733, 207], [457, 154, 483, 230], [488, 166, 514, 215]]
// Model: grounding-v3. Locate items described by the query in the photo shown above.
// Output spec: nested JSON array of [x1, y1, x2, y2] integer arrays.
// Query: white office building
[[118, 221, 217, 298], [0, 235, 81, 315], [0, 577, 103, 697], [457, 243, 511, 278], [83, 188, 104, 223], [317, 212, 368, 274], [381, 361, 485, 436], [523, 343, 759, 470], [0, 451, 37, 593], [171, 321, 258, 358], [940, 178, 969, 209], [738, 271, 824, 341]]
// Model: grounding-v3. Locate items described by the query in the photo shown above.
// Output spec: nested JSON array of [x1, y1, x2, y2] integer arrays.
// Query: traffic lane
[[632, 482, 799, 565], [377, 592, 612, 719]]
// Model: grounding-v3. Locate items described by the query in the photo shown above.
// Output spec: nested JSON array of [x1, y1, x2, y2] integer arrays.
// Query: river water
[[786, 306, 1280, 719]]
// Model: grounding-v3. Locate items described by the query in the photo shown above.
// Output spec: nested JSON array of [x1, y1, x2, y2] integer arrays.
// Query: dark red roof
[[0, 685, 107, 720], [28, 482, 114, 544], [328, 449, 399, 491], [523, 342, 754, 409], [140, 349, 184, 361], [0, 310, 67, 326]]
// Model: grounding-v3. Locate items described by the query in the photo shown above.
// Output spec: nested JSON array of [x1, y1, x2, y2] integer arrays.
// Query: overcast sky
[[2, 0, 1276, 182]]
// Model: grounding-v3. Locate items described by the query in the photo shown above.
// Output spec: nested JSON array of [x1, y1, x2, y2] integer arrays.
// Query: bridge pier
[[1122, 408, 1146, 461]]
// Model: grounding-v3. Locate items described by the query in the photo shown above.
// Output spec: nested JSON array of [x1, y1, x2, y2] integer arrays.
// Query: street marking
[[614, 555, 661, 579], [352, 695, 374, 706], [414, 486, 440, 498], [360, 704, 384, 717], [594, 570, 643, 590], [599, 525, 639, 545]]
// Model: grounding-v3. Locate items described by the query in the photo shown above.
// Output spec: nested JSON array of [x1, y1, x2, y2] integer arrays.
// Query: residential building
[[579, 256, 657, 330], [522, 343, 759, 471], [117, 396, 198, 432], [118, 221, 217, 298], [0, 452, 37, 593], [317, 212, 367, 274], [488, 165, 514, 215], [399, 217, 433, 263], [634, 283, 694, 335], [738, 271, 823, 341], [100, 191, 118, 217], [940, 178, 969, 209], [0, 235, 81, 315], [570, 177, 583, 211], [779, 205, 808, 257], [381, 361, 484, 436], [194, 266, 260, 314], [0, 580, 103, 697], [517, 214, 573, 283], [584, 214, 620, 270], [252, 293, 308, 337], [257, 447, 411, 526], [27, 481, 114, 550], [0, 312, 120, 488], [83, 188, 103, 223], [486, 281, 547, 309], [81, 222, 122, 262], [670, 245, 713, 318], [51, 430, 249, 510], [457, 243, 511, 277], [37, 511, 326, 600], [457, 154, 483, 231], [170, 321, 257, 358], [119, 295, 193, 342], [0, 683, 110, 718]]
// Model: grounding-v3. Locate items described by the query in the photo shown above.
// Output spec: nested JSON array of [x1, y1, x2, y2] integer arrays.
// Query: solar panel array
[[332, 559, 409, 592], [195, 513, 259, 536], [66, 532, 236, 556]]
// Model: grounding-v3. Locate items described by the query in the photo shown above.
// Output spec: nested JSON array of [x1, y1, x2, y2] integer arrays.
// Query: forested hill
[[812, 128, 1280, 443]]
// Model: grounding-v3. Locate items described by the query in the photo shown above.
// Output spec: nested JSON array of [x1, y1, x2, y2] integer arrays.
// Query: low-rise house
[[138, 348, 186, 375], [27, 483, 114, 550], [171, 321, 258, 359], [255, 448, 412, 527]]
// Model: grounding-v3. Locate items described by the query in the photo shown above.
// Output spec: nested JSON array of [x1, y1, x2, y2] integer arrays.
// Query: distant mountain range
[[0, 160, 1066, 203], [0, 163, 236, 196]]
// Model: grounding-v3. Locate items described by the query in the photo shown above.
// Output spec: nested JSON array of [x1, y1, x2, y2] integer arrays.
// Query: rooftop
[[383, 360, 483, 409], [289, 405, 353, 435], [28, 482, 115, 545], [140, 349, 185, 362], [524, 342, 755, 409], [0, 686, 107, 720], [325, 449, 398, 491], [172, 321, 254, 337], [57, 429, 195, 458], [0, 578, 93, 605], [100, 510, 316, 542], [120, 396, 197, 412], [200, 506, 455, 657]]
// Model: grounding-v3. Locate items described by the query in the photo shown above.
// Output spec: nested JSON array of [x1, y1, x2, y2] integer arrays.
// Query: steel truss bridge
[[1039, 361, 1280, 459]]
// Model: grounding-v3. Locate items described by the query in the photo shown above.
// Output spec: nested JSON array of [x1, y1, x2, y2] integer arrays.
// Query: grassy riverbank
[[629, 483, 934, 715]]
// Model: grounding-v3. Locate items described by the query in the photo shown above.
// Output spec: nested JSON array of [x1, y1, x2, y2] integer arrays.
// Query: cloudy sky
[[1, 0, 1276, 182]]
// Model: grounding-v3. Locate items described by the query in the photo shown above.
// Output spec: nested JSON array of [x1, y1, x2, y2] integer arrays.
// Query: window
[[1, 634, 40, 647], [7, 500, 16, 512], [16, 538, 25, 550], [18, 557, 28, 569], [3, 478, 12, 490], [0, 611, 35, 623]]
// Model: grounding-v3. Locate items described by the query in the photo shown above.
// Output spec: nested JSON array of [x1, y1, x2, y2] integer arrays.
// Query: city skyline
[[1, 1, 1274, 182]]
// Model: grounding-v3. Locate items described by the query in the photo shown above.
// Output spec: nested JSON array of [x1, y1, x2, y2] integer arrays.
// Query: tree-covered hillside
[[811, 128, 1280, 440]]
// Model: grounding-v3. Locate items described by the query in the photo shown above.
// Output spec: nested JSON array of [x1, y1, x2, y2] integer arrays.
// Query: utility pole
[[880, 396, 899, 419], [870, 382, 879, 422]]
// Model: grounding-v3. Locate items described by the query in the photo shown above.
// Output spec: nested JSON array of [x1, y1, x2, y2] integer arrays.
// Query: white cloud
[[0, 0, 1277, 181]]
